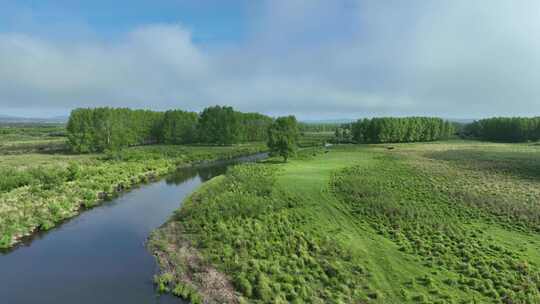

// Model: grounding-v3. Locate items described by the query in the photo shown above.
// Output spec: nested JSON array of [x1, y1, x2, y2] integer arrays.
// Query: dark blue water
[[0, 153, 266, 304]]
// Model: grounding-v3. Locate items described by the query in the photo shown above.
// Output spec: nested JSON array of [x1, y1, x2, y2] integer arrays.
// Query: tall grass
[[0, 144, 267, 249]]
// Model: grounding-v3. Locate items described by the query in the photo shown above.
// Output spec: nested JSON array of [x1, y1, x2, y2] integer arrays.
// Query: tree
[[464, 117, 540, 142], [66, 108, 95, 153], [267, 116, 299, 162], [352, 118, 369, 143], [351, 117, 454, 144], [159, 110, 198, 144], [66, 107, 163, 152], [239, 112, 273, 142], [334, 124, 353, 143], [298, 122, 340, 133], [65, 105, 276, 152], [197, 106, 242, 145]]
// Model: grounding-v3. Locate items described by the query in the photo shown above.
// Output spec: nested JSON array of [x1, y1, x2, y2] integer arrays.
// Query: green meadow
[[150, 140, 540, 303]]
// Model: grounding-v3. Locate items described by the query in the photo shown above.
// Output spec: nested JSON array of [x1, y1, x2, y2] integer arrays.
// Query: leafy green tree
[[130, 110, 164, 145], [466, 117, 540, 142], [92, 107, 136, 151], [298, 122, 341, 132], [267, 116, 299, 162], [66, 108, 95, 153], [351, 117, 454, 144], [66, 105, 275, 152], [159, 110, 198, 144], [352, 118, 369, 143], [67, 107, 163, 152], [197, 106, 242, 145], [239, 112, 273, 142], [334, 124, 353, 143]]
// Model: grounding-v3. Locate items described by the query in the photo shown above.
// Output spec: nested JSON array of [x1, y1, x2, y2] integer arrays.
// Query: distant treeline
[[351, 117, 454, 143], [67, 106, 272, 152], [464, 117, 540, 142], [298, 122, 340, 133]]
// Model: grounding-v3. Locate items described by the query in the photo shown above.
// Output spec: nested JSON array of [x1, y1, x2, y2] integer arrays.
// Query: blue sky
[[0, 1, 251, 43], [1, 0, 539, 119]]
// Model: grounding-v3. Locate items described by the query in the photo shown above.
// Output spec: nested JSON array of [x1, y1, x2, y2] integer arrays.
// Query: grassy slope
[[151, 140, 540, 303]]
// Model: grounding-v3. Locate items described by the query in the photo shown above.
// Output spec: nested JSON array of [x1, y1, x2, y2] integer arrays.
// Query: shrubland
[[151, 140, 540, 303], [150, 164, 372, 303], [0, 123, 67, 154], [0, 143, 266, 249]]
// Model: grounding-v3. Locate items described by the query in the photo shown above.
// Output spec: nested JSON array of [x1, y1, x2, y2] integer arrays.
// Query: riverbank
[[0, 143, 266, 249], [149, 141, 540, 303]]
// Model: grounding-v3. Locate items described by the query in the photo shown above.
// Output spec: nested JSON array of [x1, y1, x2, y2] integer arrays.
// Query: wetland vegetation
[[2, 110, 540, 304], [0, 106, 273, 248], [150, 140, 540, 303]]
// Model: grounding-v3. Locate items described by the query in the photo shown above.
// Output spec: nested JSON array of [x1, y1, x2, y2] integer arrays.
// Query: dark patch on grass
[[425, 149, 540, 180]]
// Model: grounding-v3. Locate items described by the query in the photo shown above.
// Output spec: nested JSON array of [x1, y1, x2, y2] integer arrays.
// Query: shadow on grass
[[425, 149, 540, 181]]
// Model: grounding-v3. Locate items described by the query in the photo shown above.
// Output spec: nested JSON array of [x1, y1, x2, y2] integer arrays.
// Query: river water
[[0, 153, 267, 304]]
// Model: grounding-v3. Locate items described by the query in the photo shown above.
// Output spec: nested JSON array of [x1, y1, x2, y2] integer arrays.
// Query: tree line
[[351, 117, 454, 143], [67, 106, 273, 152], [463, 117, 540, 142], [298, 122, 340, 133]]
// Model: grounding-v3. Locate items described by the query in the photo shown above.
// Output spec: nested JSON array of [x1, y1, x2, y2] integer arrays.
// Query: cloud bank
[[1, 0, 540, 118]]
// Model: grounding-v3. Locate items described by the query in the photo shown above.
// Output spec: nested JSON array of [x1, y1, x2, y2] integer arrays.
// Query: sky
[[0, 0, 539, 119]]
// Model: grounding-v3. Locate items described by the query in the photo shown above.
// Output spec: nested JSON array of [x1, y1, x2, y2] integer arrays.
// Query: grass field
[[298, 131, 334, 147], [150, 140, 540, 303], [0, 123, 67, 154], [0, 125, 267, 249]]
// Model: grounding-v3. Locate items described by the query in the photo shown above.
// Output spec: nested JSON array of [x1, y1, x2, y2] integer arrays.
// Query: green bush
[[255, 273, 273, 301], [235, 275, 253, 297]]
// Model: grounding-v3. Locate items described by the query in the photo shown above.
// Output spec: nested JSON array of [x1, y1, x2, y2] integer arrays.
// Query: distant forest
[[66, 106, 272, 152], [351, 117, 455, 143], [464, 117, 540, 142], [337, 117, 540, 143], [298, 122, 341, 133], [66, 106, 540, 153]]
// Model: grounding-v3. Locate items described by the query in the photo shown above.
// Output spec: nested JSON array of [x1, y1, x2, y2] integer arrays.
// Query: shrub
[[235, 276, 253, 297], [255, 273, 273, 301]]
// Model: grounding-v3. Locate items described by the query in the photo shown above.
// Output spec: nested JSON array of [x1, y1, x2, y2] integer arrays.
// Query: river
[[0, 153, 267, 303]]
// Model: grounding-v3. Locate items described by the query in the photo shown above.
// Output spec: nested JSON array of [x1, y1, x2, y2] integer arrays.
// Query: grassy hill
[[150, 140, 540, 303]]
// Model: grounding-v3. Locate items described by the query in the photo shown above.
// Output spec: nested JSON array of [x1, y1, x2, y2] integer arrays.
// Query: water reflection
[[166, 152, 268, 185], [0, 152, 267, 304]]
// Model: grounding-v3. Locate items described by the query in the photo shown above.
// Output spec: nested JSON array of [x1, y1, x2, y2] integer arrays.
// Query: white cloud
[[1, 0, 540, 118], [0, 24, 211, 112]]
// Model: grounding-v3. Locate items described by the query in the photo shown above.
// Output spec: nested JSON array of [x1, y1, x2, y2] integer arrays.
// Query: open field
[[0, 123, 68, 154], [0, 128, 267, 248], [298, 131, 334, 147], [150, 140, 540, 303]]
